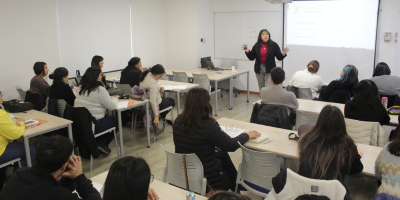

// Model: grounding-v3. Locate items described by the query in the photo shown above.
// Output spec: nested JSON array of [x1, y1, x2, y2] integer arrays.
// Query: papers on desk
[[8, 113, 16, 118], [221, 126, 245, 138], [117, 101, 129, 109], [113, 77, 121, 81], [73, 182, 104, 198], [163, 85, 187, 91]]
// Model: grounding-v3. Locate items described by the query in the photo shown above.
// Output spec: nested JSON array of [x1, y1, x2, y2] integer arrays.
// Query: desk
[[91, 171, 208, 200], [253, 99, 399, 125], [158, 80, 199, 115], [13, 110, 73, 167], [217, 118, 381, 177]]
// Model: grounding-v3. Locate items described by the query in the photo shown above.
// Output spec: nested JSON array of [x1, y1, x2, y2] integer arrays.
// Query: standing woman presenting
[[241, 29, 289, 92]]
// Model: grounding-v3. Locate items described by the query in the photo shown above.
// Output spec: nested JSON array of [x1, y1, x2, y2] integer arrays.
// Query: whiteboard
[[214, 12, 283, 60]]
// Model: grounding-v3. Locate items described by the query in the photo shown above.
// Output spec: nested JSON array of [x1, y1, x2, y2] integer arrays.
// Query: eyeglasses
[[150, 174, 154, 184], [226, 124, 244, 132]]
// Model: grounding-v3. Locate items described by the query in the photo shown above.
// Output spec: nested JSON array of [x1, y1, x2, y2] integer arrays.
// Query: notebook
[[249, 135, 270, 144], [221, 125, 269, 143]]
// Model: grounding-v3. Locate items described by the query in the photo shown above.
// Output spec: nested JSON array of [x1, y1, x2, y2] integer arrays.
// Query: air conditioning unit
[[265, 0, 293, 4]]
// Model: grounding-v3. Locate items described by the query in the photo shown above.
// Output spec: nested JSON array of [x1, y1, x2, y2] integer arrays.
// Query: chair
[[192, 74, 221, 116], [116, 83, 132, 96], [297, 88, 313, 100], [90, 124, 120, 172], [47, 98, 67, 118], [294, 110, 319, 131], [161, 144, 207, 195], [327, 90, 351, 104], [250, 103, 292, 130], [235, 142, 280, 197], [221, 59, 240, 97], [0, 158, 21, 171], [15, 86, 26, 101], [75, 76, 82, 85], [345, 118, 388, 147], [172, 72, 190, 83]]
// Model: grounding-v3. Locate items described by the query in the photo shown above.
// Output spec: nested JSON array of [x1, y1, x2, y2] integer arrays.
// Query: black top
[[0, 166, 101, 200], [120, 66, 142, 87], [319, 80, 354, 101], [49, 80, 76, 106], [344, 100, 390, 125], [173, 117, 249, 190], [101, 74, 110, 90], [245, 41, 286, 73], [298, 148, 363, 183]]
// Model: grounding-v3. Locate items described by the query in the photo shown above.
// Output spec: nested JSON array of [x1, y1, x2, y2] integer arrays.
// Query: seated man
[[0, 135, 101, 200], [260, 67, 299, 113]]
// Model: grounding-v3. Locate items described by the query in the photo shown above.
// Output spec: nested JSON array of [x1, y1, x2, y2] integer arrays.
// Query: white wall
[[197, 0, 214, 68], [0, 0, 61, 100]]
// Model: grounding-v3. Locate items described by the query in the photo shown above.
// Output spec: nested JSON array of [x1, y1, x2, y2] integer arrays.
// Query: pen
[[263, 139, 273, 145]]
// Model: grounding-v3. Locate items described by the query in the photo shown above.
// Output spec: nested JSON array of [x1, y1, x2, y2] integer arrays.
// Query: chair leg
[[17, 160, 21, 168], [133, 114, 137, 134], [131, 113, 134, 134], [219, 91, 222, 112], [90, 155, 93, 172], [171, 108, 174, 124], [113, 130, 120, 158]]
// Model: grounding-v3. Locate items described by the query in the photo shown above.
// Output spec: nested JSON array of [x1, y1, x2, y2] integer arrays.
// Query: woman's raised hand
[[241, 44, 250, 53]]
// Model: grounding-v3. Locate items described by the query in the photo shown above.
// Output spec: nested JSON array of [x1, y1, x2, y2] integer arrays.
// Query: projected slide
[[286, 0, 379, 50]]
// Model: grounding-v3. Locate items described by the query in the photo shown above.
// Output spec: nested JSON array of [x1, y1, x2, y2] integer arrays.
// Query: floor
[[80, 92, 378, 200]]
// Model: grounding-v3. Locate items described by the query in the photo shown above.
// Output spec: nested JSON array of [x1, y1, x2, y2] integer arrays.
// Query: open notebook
[[220, 126, 269, 144]]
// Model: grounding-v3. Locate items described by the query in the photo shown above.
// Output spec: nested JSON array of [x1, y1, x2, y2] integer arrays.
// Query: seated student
[[261, 67, 299, 113], [74, 67, 118, 155], [140, 64, 175, 125], [344, 80, 390, 125], [208, 191, 250, 200], [375, 133, 400, 198], [49, 67, 76, 106], [0, 91, 35, 183], [0, 135, 101, 200], [120, 57, 143, 87], [298, 105, 363, 184], [370, 62, 400, 96], [288, 60, 325, 99], [319, 65, 359, 101], [103, 156, 159, 200], [30, 62, 50, 98], [173, 88, 260, 191], [91, 55, 110, 90]]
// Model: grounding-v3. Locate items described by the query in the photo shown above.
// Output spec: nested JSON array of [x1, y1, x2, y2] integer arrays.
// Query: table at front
[[13, 110, 73, 167], [115, 99, 150, 154], [91, 171, 208, 200], [253, 98, 399, 125], [217, 118, 381, 177]]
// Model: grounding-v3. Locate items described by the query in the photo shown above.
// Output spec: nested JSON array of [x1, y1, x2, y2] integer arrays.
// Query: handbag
[[153, 118, 165, 137], [388, 106, 400, 115], [2, 99, 35, 113], [288, 124, 314, 141]]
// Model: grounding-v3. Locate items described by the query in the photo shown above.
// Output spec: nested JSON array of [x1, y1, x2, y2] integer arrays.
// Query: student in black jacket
[[345, 80, 390, 125], [49, 67, 76, 106], [173, 88, 260, 191], [91, 55, 110, 90], [241, 29, 289, 92], [319, 65, 359, 101], [120, 57, 143, 87], [0, 135, 101, 200]]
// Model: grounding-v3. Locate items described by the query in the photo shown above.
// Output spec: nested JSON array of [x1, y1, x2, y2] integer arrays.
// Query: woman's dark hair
[[337, 65, 359, 90], [78, 67, 103, 96], [49, 67, 69, 81], [103, 156, 150, 200], [91, 55, 104, 67], [388, 132, 400, 156], [298, 105, 357, 180], [373, 62, 391, 77], [33, 62, 47, 75], [307, 60, 320, 74], [179, 88, 213, 135], [139, 64, 165, 82], [208, 191, 251, 200], [350, 80, 383, 116], [122, 57, 140, 74], [254, 29, 273, 47]]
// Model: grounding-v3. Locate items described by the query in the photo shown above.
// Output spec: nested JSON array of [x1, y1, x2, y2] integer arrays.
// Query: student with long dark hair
[[370, 62, 400, 96], [120, 57, 143, 87], [103, 156, 159, 200], [319, 65, 359, 101], [344, 80, 390, 125], [30, 61, 50, 98], [91, 55, 110, 90], [173, 88, 259, 191], [49, 67, 76, 106], [298, 105, 363, 183], [288, 60, 325, 99], [139, 64, 175, 125], [74, 67, 118, 155], [375, 133, 400, 198], [241, 29, 289, 91]]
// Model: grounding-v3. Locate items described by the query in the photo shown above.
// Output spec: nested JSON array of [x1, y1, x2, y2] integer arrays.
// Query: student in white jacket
[[288, 60, 325, 99]]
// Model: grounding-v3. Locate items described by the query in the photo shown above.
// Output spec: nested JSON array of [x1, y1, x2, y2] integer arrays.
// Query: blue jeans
[[94, 116, 118, 147], [0, 141, 35, 176]]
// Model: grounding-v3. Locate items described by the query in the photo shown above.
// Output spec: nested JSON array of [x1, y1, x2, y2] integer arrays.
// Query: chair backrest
[[297, 88, 313, 100], [116, 83, 132, 96], [161, 145, 206, 195], [327, 90, 351, 104], [238, 142, 280, 190], [192, 74, 211, 93], [172, 72, 189, 83], [221, 59, 238, 69], [345, 118, 388, 147], [295, 110, 319, 131], [15, 85, 26, 101]]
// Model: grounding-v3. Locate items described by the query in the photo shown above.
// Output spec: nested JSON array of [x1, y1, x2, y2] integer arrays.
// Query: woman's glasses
[[150, 174, 154, 184], [226, 124, 244, 132]]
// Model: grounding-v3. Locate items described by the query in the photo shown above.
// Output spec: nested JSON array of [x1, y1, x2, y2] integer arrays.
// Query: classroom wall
[[197, 0, 214, 68]]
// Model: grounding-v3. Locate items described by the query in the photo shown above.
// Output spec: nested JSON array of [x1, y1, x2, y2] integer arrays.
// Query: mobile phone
[[244, 44, 248, 50]]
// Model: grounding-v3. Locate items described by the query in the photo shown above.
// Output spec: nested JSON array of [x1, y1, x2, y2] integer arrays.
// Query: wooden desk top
[[115, 98, 149, 111], [91, 171, 207, 200], [158, 80, 199, 91], [188, 68, 249, 81], [253, 98, 399, 125], [217, 118, 381, 177], [12, 110, 72, 137]]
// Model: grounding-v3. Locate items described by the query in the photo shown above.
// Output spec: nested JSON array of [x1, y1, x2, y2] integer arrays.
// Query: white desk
[[158, 80, 199, 115]]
